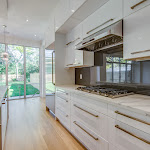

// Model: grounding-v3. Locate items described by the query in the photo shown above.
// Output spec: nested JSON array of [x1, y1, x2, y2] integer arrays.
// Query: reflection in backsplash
[[75, 55, 150, 86]]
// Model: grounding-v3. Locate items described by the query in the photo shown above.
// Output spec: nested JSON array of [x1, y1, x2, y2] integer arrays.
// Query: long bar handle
[[87, 18, 114, 34], [131, 0, 147, 9], [115, 125, 150, 144], [74, 121, 98, 140], [74, 104, 98, 117], [131, 49, 150, 55], [115, 111, 150, 125], [66, 37, 80, 46]]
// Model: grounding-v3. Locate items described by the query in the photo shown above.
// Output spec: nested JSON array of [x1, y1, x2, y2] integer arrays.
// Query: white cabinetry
[[55, 88, 71, 130], [82, 0, 123, 38], [55, 88, 150, 150], [123, 5, 150, 60], [123, 0, 150, 17], [65, 23, 94, 68], [108, 117, 150, 150]]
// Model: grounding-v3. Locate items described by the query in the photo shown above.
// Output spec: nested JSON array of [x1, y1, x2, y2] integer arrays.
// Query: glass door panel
[[8, 45, 24, 99], [0, 44, 6, 86], [45, 50, 55, 94], [26, 47, 40, 97]]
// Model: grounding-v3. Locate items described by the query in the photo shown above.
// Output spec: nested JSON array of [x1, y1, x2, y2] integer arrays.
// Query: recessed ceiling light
[[71, 9, 75, 12], [34, 34, 37, 37], [26, 19, 29, 22]]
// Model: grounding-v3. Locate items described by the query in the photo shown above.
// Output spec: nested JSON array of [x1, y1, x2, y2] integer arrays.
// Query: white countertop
[[56, 85, 150, 116], [0, 86, 8, 106]]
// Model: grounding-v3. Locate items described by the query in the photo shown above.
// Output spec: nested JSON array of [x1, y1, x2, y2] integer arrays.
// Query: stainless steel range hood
[[76, 20, 123, 53]]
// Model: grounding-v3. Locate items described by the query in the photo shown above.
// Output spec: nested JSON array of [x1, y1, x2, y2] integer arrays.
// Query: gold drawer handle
[[87, 18, 114, 34], [115, 111, 150, 126], [66, 37, 80, 46], [74, 121, 98, 140], [115, 125, 150, 145], [131, 0, 147, 9], [74, 104, 98, 117], [131, 49, 150, 55]]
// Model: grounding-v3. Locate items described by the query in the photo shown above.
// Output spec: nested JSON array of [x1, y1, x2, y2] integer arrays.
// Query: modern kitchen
[[0, 0, 150, 150]]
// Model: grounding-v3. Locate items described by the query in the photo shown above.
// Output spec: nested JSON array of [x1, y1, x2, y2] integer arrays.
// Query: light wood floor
[[5, 97, 85, 150]]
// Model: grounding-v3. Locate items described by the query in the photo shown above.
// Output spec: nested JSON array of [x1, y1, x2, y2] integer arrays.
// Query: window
[[106, 56, 132, 83]]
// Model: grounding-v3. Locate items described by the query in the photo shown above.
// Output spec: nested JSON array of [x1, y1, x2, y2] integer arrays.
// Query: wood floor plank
[[5, 97, 85, 150]]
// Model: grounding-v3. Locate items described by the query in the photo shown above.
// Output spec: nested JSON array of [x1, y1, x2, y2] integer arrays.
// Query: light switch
[[80, 74, 82, 80]]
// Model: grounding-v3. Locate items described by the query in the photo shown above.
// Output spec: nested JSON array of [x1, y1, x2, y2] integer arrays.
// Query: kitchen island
[[55, 84, 150, 150]]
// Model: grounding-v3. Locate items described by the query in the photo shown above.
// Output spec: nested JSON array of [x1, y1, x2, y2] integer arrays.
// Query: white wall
[[0, 34, 41, 48], [55, 33, 75, 85]]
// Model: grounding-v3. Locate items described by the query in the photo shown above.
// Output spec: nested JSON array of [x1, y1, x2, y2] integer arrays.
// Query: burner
[[77, 86, 134, 99]]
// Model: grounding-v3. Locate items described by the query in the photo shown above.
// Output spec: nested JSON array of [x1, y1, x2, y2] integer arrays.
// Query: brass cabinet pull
[[66, 37, 80, 46], [57, 95, 68, 102], [115, 125, 150, 144], [131, 49, 150, 55], [74, 104, 98, 117], [74, 121, 98, 140], [86, 18, 114, 34], [131, 0, 147, 9], [115, 111, 150, 126]]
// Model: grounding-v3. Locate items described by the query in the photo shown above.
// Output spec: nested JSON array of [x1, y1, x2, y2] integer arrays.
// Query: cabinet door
[[108, 117, 150, 150], [124, 0, 150, 17], [123, 5, 150, 60], [82, 0, 123, 38], [71, 117, 109, 150]]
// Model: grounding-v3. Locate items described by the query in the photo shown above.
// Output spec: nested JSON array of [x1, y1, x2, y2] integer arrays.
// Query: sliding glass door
[[0, 44, 6, 86], [0, 43, 40, 99], [7, 45, 24, 99], [26, 47, 40, 97]]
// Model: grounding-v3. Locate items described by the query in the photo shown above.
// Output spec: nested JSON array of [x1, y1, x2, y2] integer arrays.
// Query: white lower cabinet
[[55, 89, 150, 150], [71, 117, 109, 150], [108, 117, 150, 150], [56, 107, 70, 130], [71, 101, 108, 140]]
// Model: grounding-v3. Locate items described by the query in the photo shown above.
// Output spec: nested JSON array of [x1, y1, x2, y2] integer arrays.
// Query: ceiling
[[0, 0, 59, 43]]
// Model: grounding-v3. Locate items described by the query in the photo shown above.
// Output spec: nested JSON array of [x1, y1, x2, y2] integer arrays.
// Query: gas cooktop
[[77, 85, 134, 99]]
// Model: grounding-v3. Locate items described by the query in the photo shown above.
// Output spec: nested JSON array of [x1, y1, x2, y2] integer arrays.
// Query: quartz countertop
[[56, 85, 150, 116], [0, 86, 8, 106]]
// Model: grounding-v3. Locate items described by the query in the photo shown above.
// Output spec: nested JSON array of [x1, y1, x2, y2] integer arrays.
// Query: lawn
[[9, 84, 40, 97]]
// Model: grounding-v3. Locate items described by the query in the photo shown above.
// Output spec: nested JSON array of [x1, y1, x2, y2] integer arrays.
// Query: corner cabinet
[[65, 23, 94, 68], [123, 4, 150, 60]]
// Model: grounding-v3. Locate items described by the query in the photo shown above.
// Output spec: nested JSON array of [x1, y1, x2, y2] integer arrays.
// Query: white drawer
[[56, 107, 70, 130], [71, 117, 109, 150], [108, 117, 150, 150], [108, 104, 150, 134], [55, 96, 70, 114], [71, 101, 108, 140], [73, 93, 108, 115], [124, 0, 150, 17], [56, 88, 70, 100]]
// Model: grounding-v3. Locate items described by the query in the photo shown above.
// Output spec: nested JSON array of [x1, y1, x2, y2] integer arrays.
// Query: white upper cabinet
[[123, 5, 150, 60], [82, 0, 123, 38], [123, 0, 150, 17], [65, 22, 94, 68]]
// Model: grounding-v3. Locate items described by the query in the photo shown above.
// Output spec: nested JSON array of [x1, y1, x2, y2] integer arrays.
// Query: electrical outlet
[[80, 74, 82, 80]]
